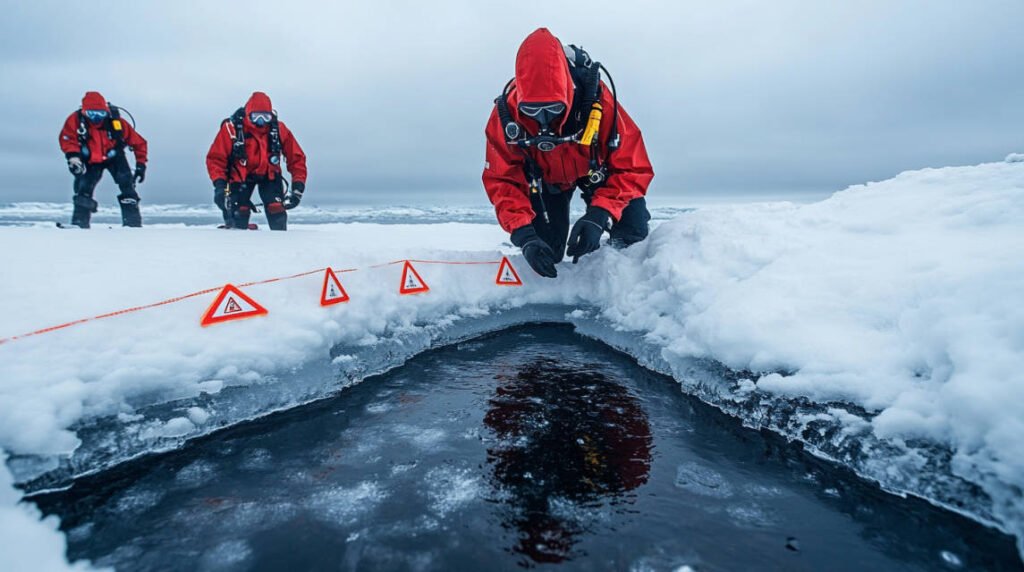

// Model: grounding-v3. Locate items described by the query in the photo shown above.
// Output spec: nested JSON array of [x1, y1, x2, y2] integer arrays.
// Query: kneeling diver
[[58, 91, 148, 228], [206, 92, 308, 231], [483, 28, 654, 277]]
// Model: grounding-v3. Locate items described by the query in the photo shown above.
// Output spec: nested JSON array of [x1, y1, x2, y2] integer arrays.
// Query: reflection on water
[[28, 325, 1023, 571], [484, 358, 652, 563]]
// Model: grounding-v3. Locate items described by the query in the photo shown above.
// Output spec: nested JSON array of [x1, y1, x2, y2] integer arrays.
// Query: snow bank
[[580, 160, 1024, 546], [0, 158, 1022, 561], [606, 161, 1024, 464], [0, 450, 103, 571]]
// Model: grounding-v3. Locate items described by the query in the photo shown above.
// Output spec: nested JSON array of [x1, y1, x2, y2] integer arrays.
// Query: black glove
[[134, 163, 146, 184], [284, 181, 304, 210], [511, 225, 558, 278], [566, 206, 611, 263], [67, 156, 86, 176], [213, 179, 230, 208]]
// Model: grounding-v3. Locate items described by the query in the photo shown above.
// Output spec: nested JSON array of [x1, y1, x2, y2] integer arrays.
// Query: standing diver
[[483, 28, 654, 277], [206, 92, 307, 231], [58, 91, 148, 228]]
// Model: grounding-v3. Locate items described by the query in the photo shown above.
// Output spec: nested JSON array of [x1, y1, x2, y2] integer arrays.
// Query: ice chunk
[[198, 539, 252, 570], [175, 460, 218, 488], [186, 407, 210, 426], [940, 549, 964, 568], [305, 481, 385, 526], [674, 462, 734, 498], [425, 466, 481, 517], [113, 487, 164, 515]]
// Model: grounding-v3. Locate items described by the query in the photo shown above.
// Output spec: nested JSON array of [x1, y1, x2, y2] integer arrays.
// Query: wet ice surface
[[32, 325, 1022, 571]]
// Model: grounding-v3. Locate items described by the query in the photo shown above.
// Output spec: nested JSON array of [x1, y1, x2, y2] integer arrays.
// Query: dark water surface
[[32, 325, 1022, 571]]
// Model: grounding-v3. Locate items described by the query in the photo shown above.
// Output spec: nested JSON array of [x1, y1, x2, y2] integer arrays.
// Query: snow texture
[[0, 450, 104, 571], [0, 158, 1022, 563]]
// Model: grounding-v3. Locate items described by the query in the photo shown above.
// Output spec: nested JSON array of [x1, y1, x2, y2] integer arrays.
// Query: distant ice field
[[0, 201, 696, 227]]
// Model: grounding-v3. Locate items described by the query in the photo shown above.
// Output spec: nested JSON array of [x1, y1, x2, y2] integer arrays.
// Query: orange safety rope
[[0, 258, 502, 345]]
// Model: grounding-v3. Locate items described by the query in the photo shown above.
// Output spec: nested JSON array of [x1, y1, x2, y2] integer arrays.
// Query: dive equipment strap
[[225, 107, 283, 179], [77, 104, 128, 159]]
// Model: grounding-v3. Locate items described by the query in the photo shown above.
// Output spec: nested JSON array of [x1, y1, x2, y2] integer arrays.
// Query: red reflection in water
[[484, 358, 653, 564]]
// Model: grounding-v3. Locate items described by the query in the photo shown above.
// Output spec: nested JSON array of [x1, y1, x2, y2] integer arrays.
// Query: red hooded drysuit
[[205, 92, 307, 185], [59, 91, 148, 164], [482, 28, 653, 233]]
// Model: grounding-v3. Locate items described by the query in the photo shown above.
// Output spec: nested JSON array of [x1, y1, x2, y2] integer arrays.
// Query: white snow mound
[[0, 450, 105, 571]]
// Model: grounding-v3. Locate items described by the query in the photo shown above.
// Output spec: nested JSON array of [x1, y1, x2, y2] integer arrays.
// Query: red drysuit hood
[[244, 91, 273, 132], [81, 91, 108, 112], [514, 28, 574, 131]]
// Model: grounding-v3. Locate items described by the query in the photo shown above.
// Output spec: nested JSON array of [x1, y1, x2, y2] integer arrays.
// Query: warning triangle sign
[[200, 284, 268, 327], [320, 267, 350, 306], [495, 256, 523, 286], [399, 261, 429, 295]]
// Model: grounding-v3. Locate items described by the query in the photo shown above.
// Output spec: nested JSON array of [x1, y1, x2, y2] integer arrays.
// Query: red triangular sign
[[320, 267, 350, 306], [200, 284, 268, 326], [495, 256, 523, 286], [399, 261, 429, 295]]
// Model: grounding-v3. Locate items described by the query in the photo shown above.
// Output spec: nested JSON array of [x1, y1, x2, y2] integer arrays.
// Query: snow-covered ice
[[0, 450, 104, 571], [1, 157, 1022, 564]]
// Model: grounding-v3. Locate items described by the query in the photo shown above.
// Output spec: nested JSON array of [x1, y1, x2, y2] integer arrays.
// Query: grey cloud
[[1, 0, 1023, 206]]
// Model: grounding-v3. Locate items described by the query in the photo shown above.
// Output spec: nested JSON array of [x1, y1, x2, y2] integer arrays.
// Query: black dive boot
[[118, 191, 142, 227], [71, 192, 97, 229], [266, 204, 287, 231], [232, 204, 252, 230]]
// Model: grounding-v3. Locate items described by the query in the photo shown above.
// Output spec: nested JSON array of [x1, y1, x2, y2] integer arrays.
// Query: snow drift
[[0, 450, 102, 571], [1, 157, 1022, 563]]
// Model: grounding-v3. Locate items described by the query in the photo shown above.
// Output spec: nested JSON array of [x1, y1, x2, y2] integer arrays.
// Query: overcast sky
[[1, 0, 1022, 205]]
